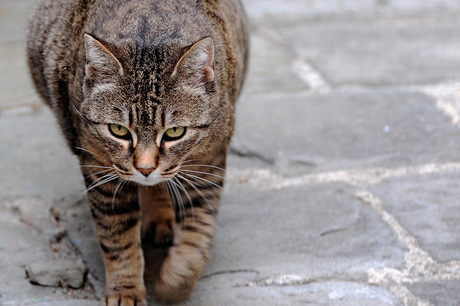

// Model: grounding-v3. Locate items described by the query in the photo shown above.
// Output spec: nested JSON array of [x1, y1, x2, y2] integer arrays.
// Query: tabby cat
[[27, 0, 248, 304]]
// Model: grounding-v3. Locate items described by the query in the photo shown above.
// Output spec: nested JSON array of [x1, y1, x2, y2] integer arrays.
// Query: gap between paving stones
[[357, 190, 460, 306], [255, 27, 333, 94], [413, 81, 460, 127], [226, 162, 460, 305], [226, 162, 460, 190], [291, 57, 331, 93]]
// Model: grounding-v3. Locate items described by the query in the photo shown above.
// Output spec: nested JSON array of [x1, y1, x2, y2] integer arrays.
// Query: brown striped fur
[[27, 0, 248, 304]]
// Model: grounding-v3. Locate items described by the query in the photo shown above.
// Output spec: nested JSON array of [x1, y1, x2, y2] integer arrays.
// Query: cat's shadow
[[143, 245, 169, 303]]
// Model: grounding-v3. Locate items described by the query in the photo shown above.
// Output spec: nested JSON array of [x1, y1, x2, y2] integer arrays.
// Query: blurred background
[[2, 0, 460, 305]]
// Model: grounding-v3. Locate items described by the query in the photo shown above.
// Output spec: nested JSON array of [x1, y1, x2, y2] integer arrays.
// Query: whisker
[[84, 173, 118, 194], [112, 179, 127, 207], [166, 181, 181, 220], [71, 102, 87, 122], [179, 169, 225, 179], [171, 180, 186, 222], [86, 176, 118, 194], [84, 168, 115, 180], [181, 159, 198, 164], [166, 182, 174, 204], [75, 174, 118, 200], [172, 177, 194, 222], [180, 172, 223, 190], [70, 171, 116, 201], [180, 164, 226, 172], [172, 180, 185, 220], [177, 174, 215, 215], [75, 146, 98, 157], [79, 165, 113, 170], [87, 172, 116, 189]]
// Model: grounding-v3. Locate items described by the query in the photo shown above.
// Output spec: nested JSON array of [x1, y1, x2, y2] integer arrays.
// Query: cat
[[27, 0, 248, 304]]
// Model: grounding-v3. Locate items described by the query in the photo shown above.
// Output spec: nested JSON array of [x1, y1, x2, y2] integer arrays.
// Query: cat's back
[[27, 0, 248, 106]]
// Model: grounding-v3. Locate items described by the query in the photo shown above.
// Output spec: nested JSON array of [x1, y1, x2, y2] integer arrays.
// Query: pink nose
[[137, 167, 155, 177]]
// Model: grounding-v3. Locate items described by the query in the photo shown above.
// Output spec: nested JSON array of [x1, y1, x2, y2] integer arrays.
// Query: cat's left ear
[[172, 37, 215, 93], [84, 33, 124, 82]]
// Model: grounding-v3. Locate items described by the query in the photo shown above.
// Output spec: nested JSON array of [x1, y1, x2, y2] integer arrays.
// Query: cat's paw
[[104, 295, 146, 306], [142, 217, 179, 247]]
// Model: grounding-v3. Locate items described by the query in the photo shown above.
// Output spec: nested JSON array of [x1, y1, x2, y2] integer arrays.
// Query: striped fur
[[27, 0, 248, 304]]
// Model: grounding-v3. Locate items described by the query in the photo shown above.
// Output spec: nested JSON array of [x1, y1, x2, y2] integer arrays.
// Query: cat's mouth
[[112, 163, 180, 186]]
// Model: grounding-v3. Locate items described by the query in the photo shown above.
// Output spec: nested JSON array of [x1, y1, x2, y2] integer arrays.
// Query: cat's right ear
[[84, 33, 124, 81]]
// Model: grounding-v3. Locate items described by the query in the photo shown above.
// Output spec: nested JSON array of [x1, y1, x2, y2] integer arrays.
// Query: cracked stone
[[25, 259, 88, 289]]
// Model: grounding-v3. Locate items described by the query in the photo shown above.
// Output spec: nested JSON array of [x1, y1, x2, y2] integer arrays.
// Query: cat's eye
[[163, 127, 186, 141], [109, 124, 131, 140]]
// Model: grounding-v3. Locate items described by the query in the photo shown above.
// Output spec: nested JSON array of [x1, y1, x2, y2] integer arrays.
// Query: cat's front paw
[[104, 295, 146, 306]]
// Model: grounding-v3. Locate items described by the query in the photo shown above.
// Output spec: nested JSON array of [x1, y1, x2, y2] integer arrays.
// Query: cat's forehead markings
[[130, 102, 159, 127], [129, 104, 137, 126], [161, 111, 165, 128]]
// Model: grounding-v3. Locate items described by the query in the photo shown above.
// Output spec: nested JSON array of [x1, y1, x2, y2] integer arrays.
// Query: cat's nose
[[137, 167, 155, 177]]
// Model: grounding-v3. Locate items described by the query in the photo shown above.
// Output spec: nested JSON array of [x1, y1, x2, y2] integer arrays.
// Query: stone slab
[[233, 88, 460, 174], [207, 183, 406, 282], [243, 0, 460, 23], [408, 280, 460, 306], [0, 197, 95, 304], [61, 198, 106, 298], [189, 276, 402, 306], [242, 33, 308, 95], [0, 42, 38, 110], [272, 14, 460, 86], [0, 0, 34, 43], [371, 172, 460, 263], [0, 108, 82, 201]]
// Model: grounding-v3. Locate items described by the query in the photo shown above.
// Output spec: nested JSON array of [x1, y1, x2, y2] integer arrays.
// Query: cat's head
[[79, 34, 221, 186]]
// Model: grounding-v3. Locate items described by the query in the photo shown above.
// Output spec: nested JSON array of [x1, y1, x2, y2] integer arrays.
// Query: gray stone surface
[[273, 15, 460, 86], [408, 280, 460, 306], [233, 88, 460, 173], [0, 195, 95, 304], [211, 184, 406, 278], [243, 33, 308, 95], [371, 173, 460, 263], [0, 0, 34, 43], [244, 0, 460, 23], [3, 0, 460, 305], [190, 277, 402, 306], [0, 42, 38, 110]]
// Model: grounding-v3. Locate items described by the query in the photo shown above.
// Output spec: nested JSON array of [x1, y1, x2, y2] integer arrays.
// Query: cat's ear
[[172, 37, 215, 93], [84, 33, 124, 81]]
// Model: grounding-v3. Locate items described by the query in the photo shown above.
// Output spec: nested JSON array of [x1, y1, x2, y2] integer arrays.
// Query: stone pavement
[[2, 0, 460, 305]]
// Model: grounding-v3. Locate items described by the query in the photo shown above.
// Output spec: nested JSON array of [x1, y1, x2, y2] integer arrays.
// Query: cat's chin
[[129, 173, 167, 186]]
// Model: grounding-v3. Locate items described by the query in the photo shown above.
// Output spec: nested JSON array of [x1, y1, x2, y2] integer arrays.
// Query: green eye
[[109, 124, 131, 139], [164, 127, 186, 141]]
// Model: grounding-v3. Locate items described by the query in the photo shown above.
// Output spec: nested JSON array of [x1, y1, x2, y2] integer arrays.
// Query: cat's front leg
[[84, 170, 146, 305]]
